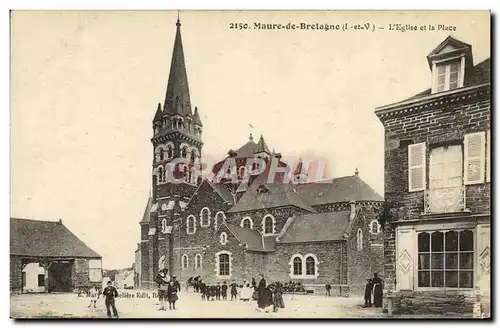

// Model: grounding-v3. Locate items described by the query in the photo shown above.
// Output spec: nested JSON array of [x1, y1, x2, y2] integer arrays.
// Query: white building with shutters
[[375, 36, 490, 316]]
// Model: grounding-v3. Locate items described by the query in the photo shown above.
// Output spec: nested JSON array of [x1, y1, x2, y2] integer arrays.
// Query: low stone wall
[[390, 290, 475, 316]]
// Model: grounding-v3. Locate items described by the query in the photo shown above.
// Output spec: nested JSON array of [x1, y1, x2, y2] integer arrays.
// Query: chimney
[[58, 218, 63, 225], [349, 201, 356, 221]]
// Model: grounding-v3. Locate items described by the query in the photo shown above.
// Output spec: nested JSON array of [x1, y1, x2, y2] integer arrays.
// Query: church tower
[[151, 17, 203, 198], [142, 16, 203, 287]]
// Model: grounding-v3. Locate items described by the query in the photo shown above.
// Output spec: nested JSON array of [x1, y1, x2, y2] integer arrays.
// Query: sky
[[10, 10, 490, 269]]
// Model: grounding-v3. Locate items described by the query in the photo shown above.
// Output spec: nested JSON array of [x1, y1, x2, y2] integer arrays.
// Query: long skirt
[[373, 284, 383, 307], [258, 288, 273, 309], [273, 292, 285, 309]]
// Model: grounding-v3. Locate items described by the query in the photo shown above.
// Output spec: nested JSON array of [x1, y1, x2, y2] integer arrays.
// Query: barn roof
[[10, 218, 101, 258]]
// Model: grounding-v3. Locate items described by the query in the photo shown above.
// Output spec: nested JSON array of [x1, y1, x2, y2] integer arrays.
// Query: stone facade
[[376, 36, 490, 316], [138, 18, 385, 295]]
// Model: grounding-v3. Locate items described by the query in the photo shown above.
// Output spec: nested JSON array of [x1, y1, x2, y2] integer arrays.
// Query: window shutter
[[408, 143, 426, 192], [486, 130, 490, 183], [396, 227, 415, 291], [464, 132, 486, 185], [476, 224, 490, 296]]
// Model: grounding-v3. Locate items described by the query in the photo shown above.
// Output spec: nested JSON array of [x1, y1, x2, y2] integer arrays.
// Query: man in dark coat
[[200, 281, 207, 300], [102, 281, 119, 318], [372, 273, 383, 307], [167, 281, 179, 310]]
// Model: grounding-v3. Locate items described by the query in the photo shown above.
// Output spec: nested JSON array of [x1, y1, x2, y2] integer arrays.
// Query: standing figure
[[167, 280, 179, 310], [325, 283, 332, 297], [251, 278, 257, 290], [102, 281, 119, 318], [230, 280, 238, 301], [215, 282, 221, 300], [171, 276, 181, 293], [256, 274, 272, 311], [221, 282, 228, 300], [273, 282, 285, 312], [200, 281, 207, 300], [87, 285, 99, 308], [155, 269, 170, 311], [364, 278, 373, 307], [372, 273, 383, 308]]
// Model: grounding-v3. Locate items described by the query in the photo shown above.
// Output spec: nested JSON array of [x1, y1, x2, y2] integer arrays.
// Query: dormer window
[[435, 59, 462, 93], [428, 36, 472, 95]]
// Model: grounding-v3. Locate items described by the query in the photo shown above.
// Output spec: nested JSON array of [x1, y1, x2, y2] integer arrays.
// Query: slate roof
[[279, 211, 351, 243], [140, 196, 153, 223], [293, 175, 384, 205], [403, 57, 490, 102], [234, 139, 258, 158], [224, 222, 275, 252], [253, 135, 270, 154], [207, 180, 234, 204], [10, 218, 101, 258], [228, 183, 316, 213]]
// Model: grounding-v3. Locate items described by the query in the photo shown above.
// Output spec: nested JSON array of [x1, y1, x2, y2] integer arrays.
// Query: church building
[[137, 17, 384, 295]]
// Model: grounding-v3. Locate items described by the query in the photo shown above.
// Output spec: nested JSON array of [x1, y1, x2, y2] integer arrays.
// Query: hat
[[172, 276, 177, 278]]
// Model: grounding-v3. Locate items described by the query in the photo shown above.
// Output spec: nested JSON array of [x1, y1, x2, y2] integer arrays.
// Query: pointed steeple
[[153, 103, 163, 122], [164, 16, 191, 116], [254, 135, 270, 154], [193, 106, 203, 127]]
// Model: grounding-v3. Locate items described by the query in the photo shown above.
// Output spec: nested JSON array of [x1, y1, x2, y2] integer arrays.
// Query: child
[[87, 285, 99, 308], [102, 281, 119, 318], [221, 282, 228, 300], [230, 280, 238, 301], [167, 280, 179, 310], [215, 282, 221, 301], [325, 283, 332, 297], [364, 278, 373, 307]]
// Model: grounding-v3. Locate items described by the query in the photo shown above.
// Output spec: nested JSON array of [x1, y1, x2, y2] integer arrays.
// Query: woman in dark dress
[[364, 278, 373, 307], [372, 273, 383, 308], [257, 274, 273, 310]]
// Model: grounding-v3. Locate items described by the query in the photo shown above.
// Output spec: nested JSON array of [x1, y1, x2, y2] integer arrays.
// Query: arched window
[[181, 254, 189, 269], [186, 215, 196, 235], [159, 148, 164, 161], [262, 214, 275, 235], [305, 256, 316, 275], [240, 217, 253, 230], [370, 220, 381, 234], [217, 252, 231, 277], [292, 256, 303, 275], [182, 147, 187, 158], [195, 254, 202, 269], [357, 228, 363, 251], [215, 211, 226, 230], [220, 232, 228, 245], [191, 149, 196, 163], [200, 207, 211, 227], [167, 146, 173, 159]]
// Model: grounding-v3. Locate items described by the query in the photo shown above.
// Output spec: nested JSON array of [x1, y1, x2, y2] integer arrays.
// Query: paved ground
[[10, 290, 387, 319]]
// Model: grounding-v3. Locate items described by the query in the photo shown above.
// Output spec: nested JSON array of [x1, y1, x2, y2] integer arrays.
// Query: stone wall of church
[[347, 207, 384, 295], [267, 241, 346, 287]]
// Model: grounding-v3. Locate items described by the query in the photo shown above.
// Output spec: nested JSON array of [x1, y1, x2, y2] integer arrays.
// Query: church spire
[[164, 15, 191, 116]]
